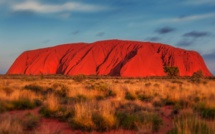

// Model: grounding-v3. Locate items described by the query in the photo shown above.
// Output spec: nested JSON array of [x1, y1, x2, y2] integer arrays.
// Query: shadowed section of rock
[[7, 40, 212, 77]]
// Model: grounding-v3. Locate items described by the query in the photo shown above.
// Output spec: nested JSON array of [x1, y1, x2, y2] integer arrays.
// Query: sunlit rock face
[[7, 40, 212, 77]]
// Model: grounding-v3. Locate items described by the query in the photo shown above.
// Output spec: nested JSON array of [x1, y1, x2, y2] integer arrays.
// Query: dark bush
[[191, 70, 204, 83], [73, 74, 87, 82], [92, 113, 115, 131], [116, 111, 162, 131], [164, 66, 179, 77], [54, 107, 74, 121], [116, 112, 144, 129], [138, 94, 152, 102], [151, 114, 163, 132], [55, 86, 69, 97], [125, 92, 136, 101], [69, 119, 95, 131], [195, 102, 215, 119], [163, 96, 176, 106], [105, 90, 116, 98], [192, 70, 204, 78], [12, 98, 36, 110], [24, 84, 43, 93], [39, 107, 55, 117], [52, 83, 69, 97]]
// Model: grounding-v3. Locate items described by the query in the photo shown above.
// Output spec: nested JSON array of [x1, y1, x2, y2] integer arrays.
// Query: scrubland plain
[[0, 75, 215, 134]]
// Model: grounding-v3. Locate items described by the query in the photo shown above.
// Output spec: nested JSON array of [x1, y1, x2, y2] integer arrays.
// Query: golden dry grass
[[0, 76, 215, 133], [45, 94, 59, 112]]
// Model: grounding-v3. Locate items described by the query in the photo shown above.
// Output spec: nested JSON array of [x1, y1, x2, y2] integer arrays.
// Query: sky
[[0, 0, 215, 75]]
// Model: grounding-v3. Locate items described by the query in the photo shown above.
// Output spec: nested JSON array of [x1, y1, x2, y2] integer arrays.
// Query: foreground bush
[[39, 94, 60, 117], [24, 84, 44, 93], [195, 102, 215, 119], [92, 113, 116, 131], [69, 101, 116, 132], [52, 83, 69, 97], [115, 111, 162, 132], [0, 98, 41, 111], [12, 98, 39, 110], [69, 102, 95, 131], [168, 114, 213, 134]]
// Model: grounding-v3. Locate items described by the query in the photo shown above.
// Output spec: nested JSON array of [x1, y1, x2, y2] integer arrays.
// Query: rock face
[[7, 40, 212, 77]]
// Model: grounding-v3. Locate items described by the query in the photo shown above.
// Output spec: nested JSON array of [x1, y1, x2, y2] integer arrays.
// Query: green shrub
[[116, 112, 144, 129], [69, 118, 96, 131], [12, 98, 37, 110], [150, 114, 163, 132], [195, 102, 215, 119], [55, 86, 69, 97], [105, 90, 116, 98], [192, 70, 204, 78], [52, 83, 69, 97], [125, 92, 136, 101], [0, 101, 14, 112], [92, 113, 116, 131], [34, 99, 42, 107], [116, 112, 162, 131], [163, 96, 176, 106], [39, 106, 53, 117], [39, 106, 55, 118], [54, 107, 74, 121], [39, 106, 74, 121], [167, 114, 213, 134], [191, 70, 204, 83], [24, 84, 43, 93]]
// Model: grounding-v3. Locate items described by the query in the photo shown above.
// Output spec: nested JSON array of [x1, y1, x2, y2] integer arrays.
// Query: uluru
[[7, 40, 212, 77]]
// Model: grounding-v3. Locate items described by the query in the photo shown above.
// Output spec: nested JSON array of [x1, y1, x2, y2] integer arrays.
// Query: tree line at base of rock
[[164, 66, 204, 78]]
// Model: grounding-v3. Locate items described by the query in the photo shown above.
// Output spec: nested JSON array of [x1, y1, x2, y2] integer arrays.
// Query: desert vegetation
[[0, 75, 215, 133]]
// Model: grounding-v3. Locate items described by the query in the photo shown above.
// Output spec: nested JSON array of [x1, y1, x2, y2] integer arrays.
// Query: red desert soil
[[1, 107, 175, 134], [1, 108, 137, 134], [7, 39, 212, 77]]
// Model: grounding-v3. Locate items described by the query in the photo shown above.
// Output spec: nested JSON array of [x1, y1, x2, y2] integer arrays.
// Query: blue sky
[[0, 0, 215, 75]]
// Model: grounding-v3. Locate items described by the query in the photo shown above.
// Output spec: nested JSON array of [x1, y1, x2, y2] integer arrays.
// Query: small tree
[[164, 66, 179, 77], [192, 70, 204, 78], [191, 70, 204, 83]]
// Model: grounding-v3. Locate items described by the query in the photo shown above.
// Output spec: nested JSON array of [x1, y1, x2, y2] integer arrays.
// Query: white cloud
[[11, 1, 108, 13], [159, 13, 215, 23]]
